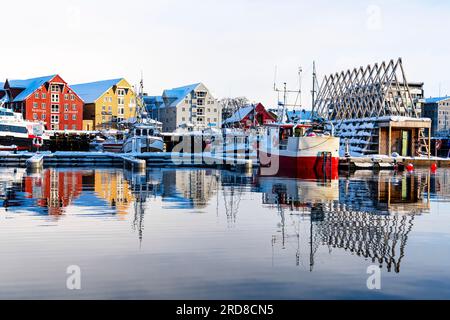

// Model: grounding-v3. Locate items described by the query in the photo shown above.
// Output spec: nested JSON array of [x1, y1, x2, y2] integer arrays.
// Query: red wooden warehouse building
[[222, 103, 277, 129], [1, 75, 84, 130]]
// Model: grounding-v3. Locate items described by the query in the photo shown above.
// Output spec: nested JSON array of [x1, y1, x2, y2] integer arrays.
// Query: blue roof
[[424, 96, 450, 104], [7, 75, 56, 102], [143, 95, 165, 111], [223, 105, 255, 124], [162, 83, 201, 107], [71, 78, 123, 104]]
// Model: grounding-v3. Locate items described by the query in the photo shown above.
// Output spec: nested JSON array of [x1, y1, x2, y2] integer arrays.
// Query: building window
[[118, 97, 125, 105], [64, 94, 68, 100], [72, 104, 77, 111], [72, 125, 76, 130], [42, 93, 46, 99], [51, 104, 59, 113], [70, 94, 75, 100], [64, 104, 69, 112], [50, 84, 60, 92], [102, 106, 106, 111], [35, 93, 40, 99], [42, 103, 46, 109], [64, 114, 68, 120], [51, 94, 59, 103], [42, 114, 46, 120], [118, 107, 124, 115], [51, 115, 59, 124], [72, 115, 77, 120], [64, 125, 69, 130], [117, 89, 125, 96], [33, 113, 38, 120], [33, 102, 38, 108]]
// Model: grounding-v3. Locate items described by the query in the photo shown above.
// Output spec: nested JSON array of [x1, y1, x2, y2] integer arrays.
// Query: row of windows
[[181, 117, 217, 122], [181, 107, 218, 113], [35, 92, 75, 101], [33, 103, 77, 111], [0, 124, 28, 134], [50, 124, 78, 130], [33, 113, 77, 121]]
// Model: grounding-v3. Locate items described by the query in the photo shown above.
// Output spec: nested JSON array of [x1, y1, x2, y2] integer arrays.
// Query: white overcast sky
[[1, 0, 449, 108]]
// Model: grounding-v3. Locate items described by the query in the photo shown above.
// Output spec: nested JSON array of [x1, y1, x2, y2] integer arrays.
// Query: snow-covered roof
[[424, 96, 450, 104], [7, 75, 57, 102], [71, 78, 123, 104], [162, 83, 201, 108], [143, 95, 165, 110], [223, 105, 255, 124]]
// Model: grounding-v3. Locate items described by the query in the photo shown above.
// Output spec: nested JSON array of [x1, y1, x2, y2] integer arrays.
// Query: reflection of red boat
[[259, 124, 340, 180]]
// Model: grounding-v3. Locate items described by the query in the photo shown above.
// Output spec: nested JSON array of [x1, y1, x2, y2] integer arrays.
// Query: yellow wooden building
[[71, 78, 137, 131]]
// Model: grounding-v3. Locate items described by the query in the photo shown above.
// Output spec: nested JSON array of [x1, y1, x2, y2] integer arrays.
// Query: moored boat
[[258, 122, 340, 180], [0, 107, 48, 151]]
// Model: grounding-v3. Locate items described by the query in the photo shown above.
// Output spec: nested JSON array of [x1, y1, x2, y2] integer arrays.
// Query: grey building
[[422, 96, 450, 137], [144, 83, 221, 132]]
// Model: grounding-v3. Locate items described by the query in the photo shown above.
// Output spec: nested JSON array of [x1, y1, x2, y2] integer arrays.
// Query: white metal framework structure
[[314, 58, 420, 120], [313, 58, 429, 156]]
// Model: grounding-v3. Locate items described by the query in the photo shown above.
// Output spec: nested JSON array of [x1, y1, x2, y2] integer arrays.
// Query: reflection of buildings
[[0, 168, 27, 209], [24, 169, 84, 215], [94, 170, 133, 215], [266, 171, 430, 273], [340, 170, 430, 214]]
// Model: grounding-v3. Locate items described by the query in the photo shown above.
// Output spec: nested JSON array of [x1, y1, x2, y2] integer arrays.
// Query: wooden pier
[[339, 156, 450, 170], [1, 151, 258, 172]]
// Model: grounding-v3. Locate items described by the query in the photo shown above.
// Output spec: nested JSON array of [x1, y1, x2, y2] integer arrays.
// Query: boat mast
[[311, 61, 318, 117]]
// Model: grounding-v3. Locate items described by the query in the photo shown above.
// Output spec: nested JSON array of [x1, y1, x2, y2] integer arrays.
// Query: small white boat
[[122, 124, 164, 153]]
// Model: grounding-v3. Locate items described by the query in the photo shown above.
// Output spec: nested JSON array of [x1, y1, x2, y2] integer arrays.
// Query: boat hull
[[258, 135, 340, 180], [259, 152, 339, 180], [0, 136, 38, 151]]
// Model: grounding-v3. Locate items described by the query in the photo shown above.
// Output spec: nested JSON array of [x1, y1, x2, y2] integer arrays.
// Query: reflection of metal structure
[[315, 203, 415, 273], [268, 170, 430, 272]]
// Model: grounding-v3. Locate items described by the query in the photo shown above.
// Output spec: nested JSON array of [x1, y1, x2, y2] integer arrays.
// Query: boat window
[[0, 124, 28, 134], [142, 129, 147, 136], [136, 129, 141, 136]]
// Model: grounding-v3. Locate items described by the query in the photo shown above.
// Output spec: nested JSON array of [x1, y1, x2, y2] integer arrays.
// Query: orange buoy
[[406, 163, 415, 172], [431, 163, 438, 172]]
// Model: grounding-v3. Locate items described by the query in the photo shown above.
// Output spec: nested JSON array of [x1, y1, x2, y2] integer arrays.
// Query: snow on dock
[[0, 151, 258, 171]]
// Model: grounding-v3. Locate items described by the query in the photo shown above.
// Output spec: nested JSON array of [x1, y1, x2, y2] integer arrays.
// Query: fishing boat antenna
[[311, 61, 319, 118], [274, 67, 303, 124]]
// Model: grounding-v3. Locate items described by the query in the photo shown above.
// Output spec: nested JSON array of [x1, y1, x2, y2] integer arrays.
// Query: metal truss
[[314, 58, 419, 120], [314, 58, 429, 156]]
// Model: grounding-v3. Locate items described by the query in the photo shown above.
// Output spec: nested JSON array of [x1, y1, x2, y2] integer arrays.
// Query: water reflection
[[258, 171, 431, 273], [0, 166, 437, 276]]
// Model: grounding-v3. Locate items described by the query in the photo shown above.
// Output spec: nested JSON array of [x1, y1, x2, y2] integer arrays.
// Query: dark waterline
[[0, 167, 449, 299]]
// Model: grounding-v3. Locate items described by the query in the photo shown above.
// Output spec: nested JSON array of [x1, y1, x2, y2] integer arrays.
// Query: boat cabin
[[132, 126, 160, 138]]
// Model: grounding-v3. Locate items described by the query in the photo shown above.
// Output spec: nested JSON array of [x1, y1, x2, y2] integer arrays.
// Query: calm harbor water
[[1, 166, 450, 299]]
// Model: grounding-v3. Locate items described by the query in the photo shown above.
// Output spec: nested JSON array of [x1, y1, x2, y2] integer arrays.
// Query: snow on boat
[[259, 123, 340, 180]]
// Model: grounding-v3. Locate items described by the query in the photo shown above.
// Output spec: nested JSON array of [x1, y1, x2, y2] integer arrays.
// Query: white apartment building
[[145, 83, 222, 132]]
